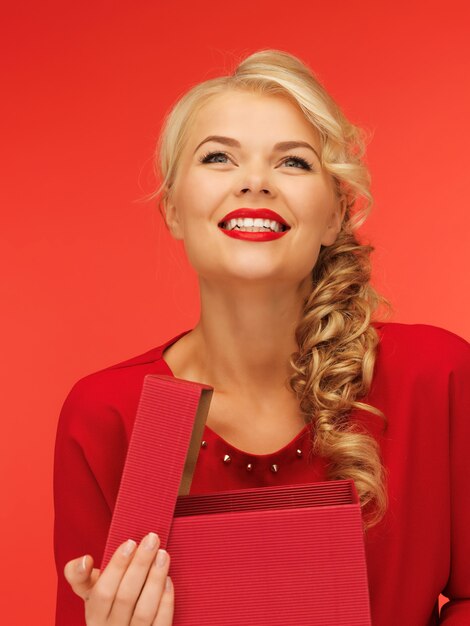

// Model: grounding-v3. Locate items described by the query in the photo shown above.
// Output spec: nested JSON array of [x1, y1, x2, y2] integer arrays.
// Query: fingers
[[106, 532, 163, 624], [85, 537, 141, 623], [63, 533, 175, 625], [152, 576, 174, 626], [64, 554, 99, 601], [132, 548, 172, 624]]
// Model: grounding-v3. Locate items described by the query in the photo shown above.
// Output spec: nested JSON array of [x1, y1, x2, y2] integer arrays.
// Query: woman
[[54, 49, 470, 625]]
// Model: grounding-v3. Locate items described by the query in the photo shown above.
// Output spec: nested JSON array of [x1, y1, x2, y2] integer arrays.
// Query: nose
[[241, 187, 271, 194], [236, 157, 276, 197], [238, 175, 273, 196]]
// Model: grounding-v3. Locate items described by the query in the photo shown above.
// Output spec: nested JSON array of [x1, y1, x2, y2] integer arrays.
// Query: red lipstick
[[219, 208, 290, 228], [218, 207, 290, 242]]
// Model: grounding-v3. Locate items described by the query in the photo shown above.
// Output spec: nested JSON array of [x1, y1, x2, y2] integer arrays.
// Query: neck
[[187, 275, 312, 395]]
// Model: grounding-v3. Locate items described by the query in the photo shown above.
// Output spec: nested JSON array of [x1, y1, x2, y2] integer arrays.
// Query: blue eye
[[198, 150, 314, 171], [282, 155, 313, 170], [199, 151, 230, 163]]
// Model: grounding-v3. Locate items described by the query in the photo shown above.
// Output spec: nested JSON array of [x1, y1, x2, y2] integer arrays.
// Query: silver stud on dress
[[215, 445, 305, 470], [201, 440, 207, 448]]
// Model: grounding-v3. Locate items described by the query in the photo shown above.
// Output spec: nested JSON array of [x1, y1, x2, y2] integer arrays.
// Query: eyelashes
[[198, 150, 314, 171]]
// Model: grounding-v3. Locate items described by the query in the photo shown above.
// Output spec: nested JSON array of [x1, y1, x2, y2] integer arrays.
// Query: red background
[[1, 1, 469, 623]]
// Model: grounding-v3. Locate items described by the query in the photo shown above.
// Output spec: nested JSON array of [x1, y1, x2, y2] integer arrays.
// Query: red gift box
[[102, 374, 372, 625]]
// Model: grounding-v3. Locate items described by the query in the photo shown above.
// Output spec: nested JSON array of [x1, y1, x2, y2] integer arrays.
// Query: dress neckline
[[159, 330, 311, 459], [203, 421, 310, 459]]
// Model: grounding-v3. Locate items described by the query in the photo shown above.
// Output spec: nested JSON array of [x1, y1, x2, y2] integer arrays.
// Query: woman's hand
[[64, 532, 174, 625]]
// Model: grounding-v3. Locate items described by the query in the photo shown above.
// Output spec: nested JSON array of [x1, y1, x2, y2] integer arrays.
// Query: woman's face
[[165, 89, 345, 287]]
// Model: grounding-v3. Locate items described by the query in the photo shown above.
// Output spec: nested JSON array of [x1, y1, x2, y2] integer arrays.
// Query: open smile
[[218, 219, 290, 242]]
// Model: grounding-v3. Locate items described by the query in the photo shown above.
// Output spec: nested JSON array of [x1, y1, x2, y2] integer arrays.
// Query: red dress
[[53, 322, 470, 625]]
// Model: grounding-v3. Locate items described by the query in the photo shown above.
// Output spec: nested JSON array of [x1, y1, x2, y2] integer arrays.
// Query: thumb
[[64, 555, 101, 601]]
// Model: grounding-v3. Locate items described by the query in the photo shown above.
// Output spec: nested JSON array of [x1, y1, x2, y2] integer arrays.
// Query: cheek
[[296, 176, 338, 223], [296, 197, 332, 233], [176, 178, 224, 225]]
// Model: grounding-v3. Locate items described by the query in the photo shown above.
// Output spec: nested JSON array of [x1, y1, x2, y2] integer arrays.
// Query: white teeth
[[223, 217, 286, 232]]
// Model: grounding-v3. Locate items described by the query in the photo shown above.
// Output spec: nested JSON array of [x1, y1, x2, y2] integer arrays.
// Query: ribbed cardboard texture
[[102, 374, 372, 625]]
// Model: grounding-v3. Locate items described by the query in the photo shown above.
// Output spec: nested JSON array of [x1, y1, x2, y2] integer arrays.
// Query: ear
[[321, 195, 347, 247], [163, 199, 184, 241]]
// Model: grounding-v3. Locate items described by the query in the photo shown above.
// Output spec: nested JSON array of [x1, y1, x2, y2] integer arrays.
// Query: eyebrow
[[193, 135, 321, 161]]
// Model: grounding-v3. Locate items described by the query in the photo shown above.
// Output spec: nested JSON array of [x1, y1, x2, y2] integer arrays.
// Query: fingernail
[[156, 549, 167, 567], [78, 555, 88, 573], [121, 539, 137, 556], [166, 576, 172, 591], [143, 532, 159, 550]]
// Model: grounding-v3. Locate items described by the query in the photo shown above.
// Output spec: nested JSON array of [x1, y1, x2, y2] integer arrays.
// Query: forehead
[[188, 90, 320, 147]]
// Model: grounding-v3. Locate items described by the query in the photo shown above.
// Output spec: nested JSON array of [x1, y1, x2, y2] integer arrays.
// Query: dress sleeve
[[439, 334, 470, 623], [53, 378, 128, 626]]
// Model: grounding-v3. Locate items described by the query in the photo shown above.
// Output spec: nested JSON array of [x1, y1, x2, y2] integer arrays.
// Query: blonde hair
[[152, 49, 392, 530]]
